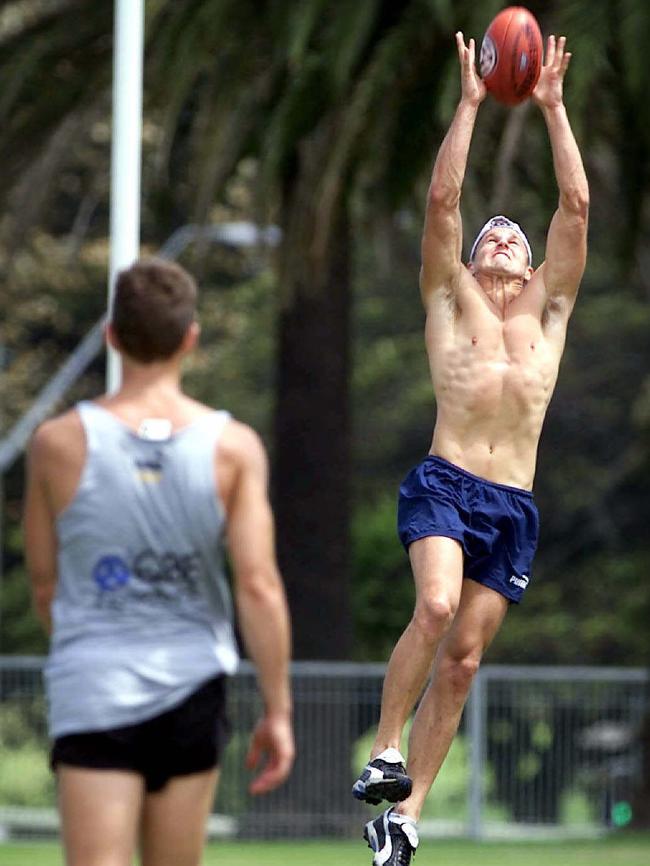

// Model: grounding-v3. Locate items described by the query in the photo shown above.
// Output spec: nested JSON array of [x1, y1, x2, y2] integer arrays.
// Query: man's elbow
[[561, 186, 589, 221], [236, 566, 285, 607], [427, 181, 460, 213]]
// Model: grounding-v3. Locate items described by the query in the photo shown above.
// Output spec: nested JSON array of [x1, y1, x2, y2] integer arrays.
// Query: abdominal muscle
[[427, 322, 560, 490]]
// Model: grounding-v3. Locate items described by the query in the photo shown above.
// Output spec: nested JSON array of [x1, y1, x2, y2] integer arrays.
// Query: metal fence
[[0, 657, 647, 841]]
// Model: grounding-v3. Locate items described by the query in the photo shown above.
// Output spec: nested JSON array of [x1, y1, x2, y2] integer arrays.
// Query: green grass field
[[2, 835, 649, 866]]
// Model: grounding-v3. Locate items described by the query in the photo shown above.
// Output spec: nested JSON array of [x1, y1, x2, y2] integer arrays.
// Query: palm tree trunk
[[272, 192, 353, 660], [238, 129, 359, 839]]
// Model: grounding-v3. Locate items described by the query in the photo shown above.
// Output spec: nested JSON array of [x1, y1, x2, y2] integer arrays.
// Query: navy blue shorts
[[397, 456, 539, 603], [50, 675, 230, 792]]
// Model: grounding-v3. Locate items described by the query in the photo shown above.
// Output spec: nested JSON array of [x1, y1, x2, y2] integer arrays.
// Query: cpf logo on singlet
[[93, 555, 131, 591]]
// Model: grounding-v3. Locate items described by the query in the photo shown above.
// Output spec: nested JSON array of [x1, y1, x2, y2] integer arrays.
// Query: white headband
[[469, 215, 532, 266]]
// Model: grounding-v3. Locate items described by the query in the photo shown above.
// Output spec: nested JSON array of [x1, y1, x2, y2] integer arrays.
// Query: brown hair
[[111, 258, 197, 362]]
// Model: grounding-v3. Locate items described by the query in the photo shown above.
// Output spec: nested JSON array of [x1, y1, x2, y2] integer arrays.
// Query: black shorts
[[50, 675, 230, 793]]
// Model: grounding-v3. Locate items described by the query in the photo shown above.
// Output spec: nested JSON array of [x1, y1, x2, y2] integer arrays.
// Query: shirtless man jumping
[[354, 32, 589, 866]]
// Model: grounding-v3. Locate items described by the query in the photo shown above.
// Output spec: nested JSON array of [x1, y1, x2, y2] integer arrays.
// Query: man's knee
[[438, 652, 481, 696], [412, 596, 456, 641]]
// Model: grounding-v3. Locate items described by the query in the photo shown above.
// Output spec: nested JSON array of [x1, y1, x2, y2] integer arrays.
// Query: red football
[[479, 6, 543, 105]]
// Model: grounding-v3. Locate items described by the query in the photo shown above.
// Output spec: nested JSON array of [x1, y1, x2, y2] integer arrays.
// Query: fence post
[[467, 667, 487, 839]]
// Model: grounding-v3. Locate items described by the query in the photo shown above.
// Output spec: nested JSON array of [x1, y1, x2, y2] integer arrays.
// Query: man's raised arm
[[534, 35, 589, 306], [420, 32, 486, 303]]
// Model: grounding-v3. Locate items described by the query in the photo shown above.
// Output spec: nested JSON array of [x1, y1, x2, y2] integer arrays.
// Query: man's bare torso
[[425, 266, 569, 489]]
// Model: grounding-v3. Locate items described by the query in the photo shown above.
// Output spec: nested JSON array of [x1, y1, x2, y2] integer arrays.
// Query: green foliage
[[351, 495, 413, 661], [492, 551, 650, 666], [561, 789, 597, 826], [0, 560, 47, 655], [184, 264, 277, 438], [0, 745, 54, 808], [0, 701, 53, 807], [214, 730, 251, 816], [0, 231, 107, 428], [1, 471, 44, 655]]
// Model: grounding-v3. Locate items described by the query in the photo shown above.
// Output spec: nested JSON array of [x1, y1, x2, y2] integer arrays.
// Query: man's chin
[[481, 264, 515, 277]]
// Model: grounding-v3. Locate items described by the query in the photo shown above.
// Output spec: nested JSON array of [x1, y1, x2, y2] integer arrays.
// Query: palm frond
[[319, 0, 382, 93], [186, 70, 270, 229], [272, 0, 328, 71], [145, 0, 267, 183], [259, 55, 328, 192], [0, 4, 110, 248]]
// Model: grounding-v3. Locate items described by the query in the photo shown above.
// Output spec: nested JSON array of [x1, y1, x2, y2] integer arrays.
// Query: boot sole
[[353, 775, 413, 805]]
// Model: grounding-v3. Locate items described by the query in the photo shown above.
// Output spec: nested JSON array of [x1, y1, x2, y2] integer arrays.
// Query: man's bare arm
[[24, 426, 59, 633], [223, 425, 294, 794], [420, 32, 486, 302], [534, 36, 589, 306]]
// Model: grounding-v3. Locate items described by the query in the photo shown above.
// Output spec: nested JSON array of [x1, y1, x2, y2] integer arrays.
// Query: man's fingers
[[248, 753, 292, 796], [468, 37, 477, 69], [545, 34, 556, 67], [455, 31, 464, 61], [456, 31, 473, 68], [245, 738, 261, 770], [249, 765, 280, 795]]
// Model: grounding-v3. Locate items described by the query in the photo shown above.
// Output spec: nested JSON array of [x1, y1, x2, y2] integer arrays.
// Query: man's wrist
[[264, 690, 292, 718], [540, 102, 567, 122], [265, 705, 292, 720], [459, 95, 482, 112]]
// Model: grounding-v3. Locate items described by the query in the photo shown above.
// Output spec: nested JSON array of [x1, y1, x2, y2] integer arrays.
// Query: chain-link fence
[[0, 657, 647, 841]]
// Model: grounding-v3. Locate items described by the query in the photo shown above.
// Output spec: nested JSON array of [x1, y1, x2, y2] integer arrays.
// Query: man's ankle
[[393, 801, 419, 823], [370, 746, 406, 764], [370, 741, 402, 761]]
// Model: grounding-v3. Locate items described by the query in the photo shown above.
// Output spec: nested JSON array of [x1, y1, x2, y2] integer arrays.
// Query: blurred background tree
[[0, 0, 648, 678]]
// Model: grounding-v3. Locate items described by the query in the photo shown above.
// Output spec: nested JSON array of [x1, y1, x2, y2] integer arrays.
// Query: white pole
[[107, 0, 144, 392], [467, 670, 487, 839]]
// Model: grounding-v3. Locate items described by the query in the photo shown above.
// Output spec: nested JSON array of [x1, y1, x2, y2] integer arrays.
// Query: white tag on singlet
[[138, 418, 172, 441]]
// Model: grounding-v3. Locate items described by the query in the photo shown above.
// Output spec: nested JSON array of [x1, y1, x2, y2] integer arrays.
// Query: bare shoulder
[[529, 262, 577, 326], [423, 267, 466, 315], [28, 411, 87, 515], [424, 265, 478, 319], [216, 419, 269, 512], [504, 266, 560, 323], [421, 259, 464, 308], [218, 419, 268, 474], [29, 409, 85, 467]]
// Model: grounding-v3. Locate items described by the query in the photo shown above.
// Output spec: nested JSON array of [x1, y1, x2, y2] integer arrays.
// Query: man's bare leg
[[140, 768, 220, 866], [396, 579, 508, 821], [371, 536, 464, 756], [57, 766, 144, 866]]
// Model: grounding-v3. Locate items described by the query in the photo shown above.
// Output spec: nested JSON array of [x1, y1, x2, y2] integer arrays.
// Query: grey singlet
[[45, 401, 239, 738]]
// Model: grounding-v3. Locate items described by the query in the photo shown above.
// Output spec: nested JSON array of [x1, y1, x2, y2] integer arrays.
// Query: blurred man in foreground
[[25, 258, 294, 866]]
